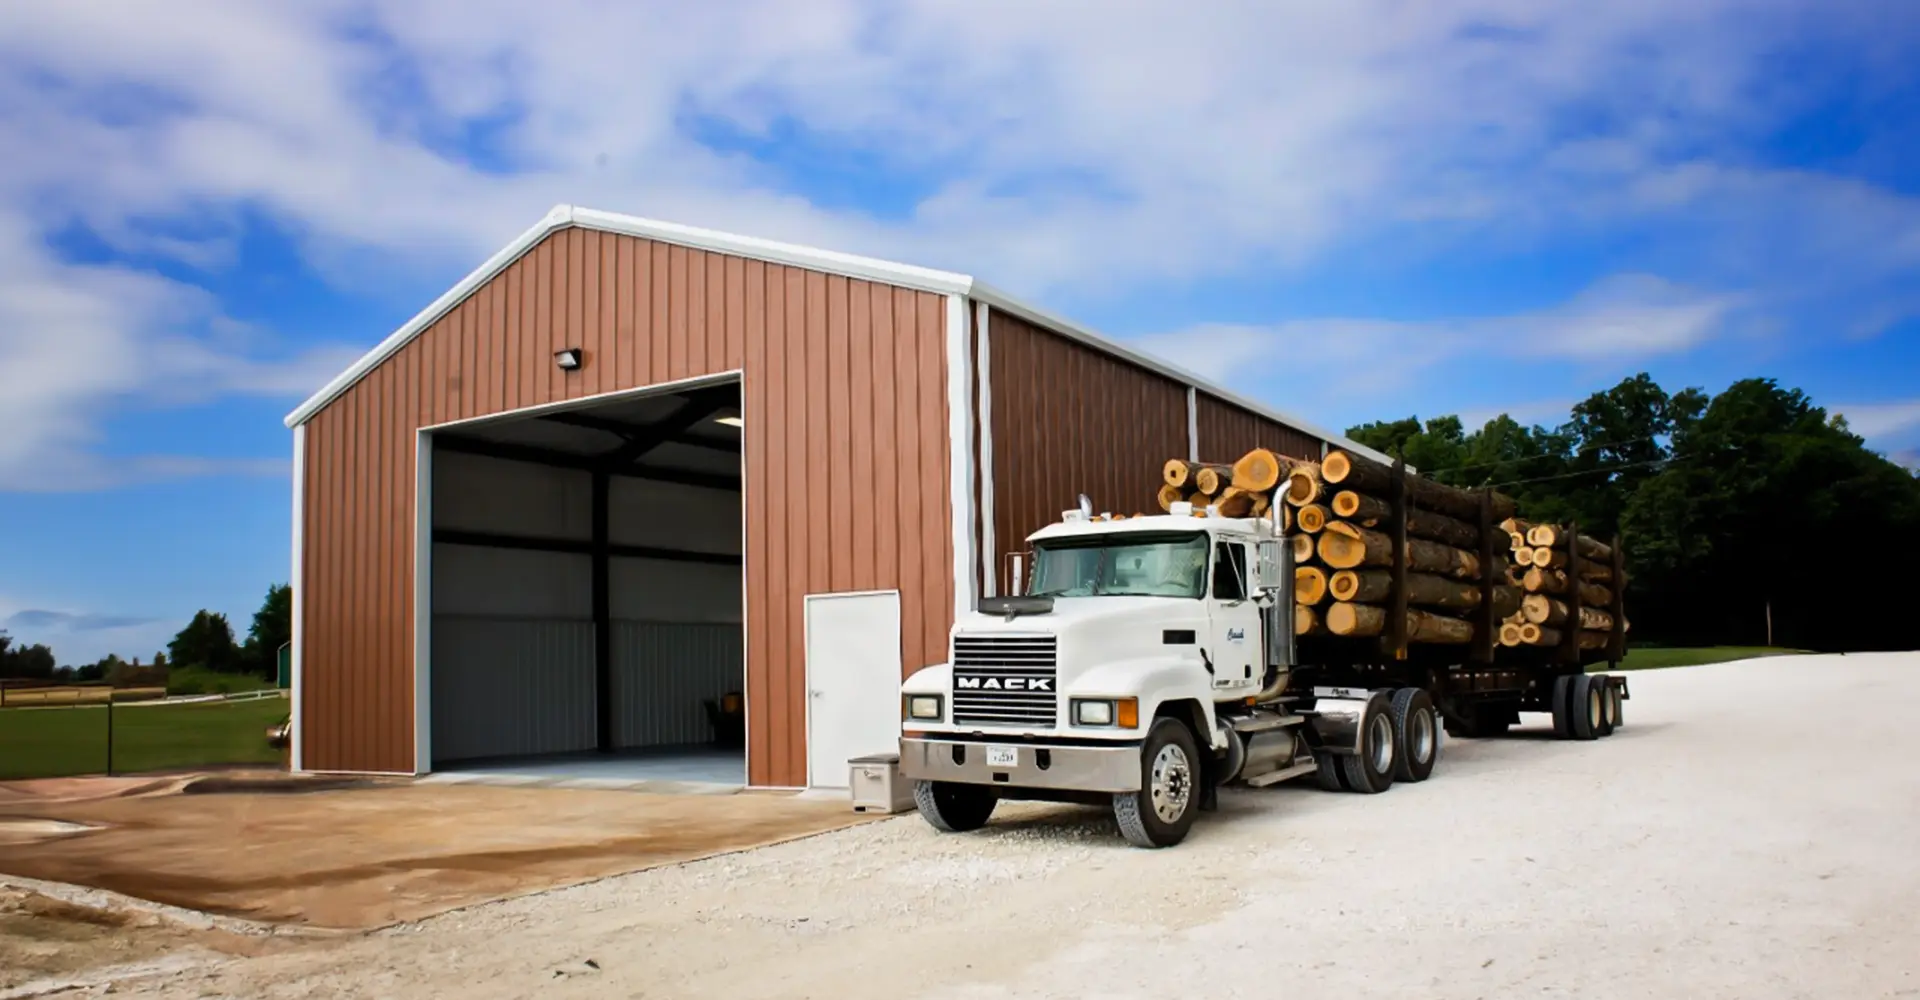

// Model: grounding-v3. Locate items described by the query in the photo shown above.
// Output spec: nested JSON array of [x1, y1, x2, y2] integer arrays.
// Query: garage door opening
[[423, 378, 745, 786]]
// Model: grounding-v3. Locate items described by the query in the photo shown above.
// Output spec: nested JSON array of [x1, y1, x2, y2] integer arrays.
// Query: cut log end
[[1328, 569, 1361, 603], [1162, 459, 1191, 489], [1156, 484, 1186, 512], [1284, 466, 1322, 506], [1296, 504, 1329, 533], [1331, 490, 1362, 518], [1194, 466, 1225, 496], [1293, 603, 1325, 636], [1290, 533, 1315, 565], [1321, 449, 1355, 485], [1499, 622, 1524, 647], [1295, 566, 1329, 605], [1232, 448, 1285, 492], [1325, 601, 1380, 637]]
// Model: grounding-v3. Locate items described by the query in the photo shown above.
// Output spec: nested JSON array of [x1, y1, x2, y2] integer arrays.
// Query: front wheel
[[1114, 718, 1202, 848], [913, 780, 997, 832]]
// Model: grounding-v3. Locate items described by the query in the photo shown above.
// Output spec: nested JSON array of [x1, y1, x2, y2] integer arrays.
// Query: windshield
[[1027, 531, 1210, 599]]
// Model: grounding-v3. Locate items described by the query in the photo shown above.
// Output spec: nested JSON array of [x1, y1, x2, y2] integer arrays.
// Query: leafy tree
[[241, 583, 292, 678], [0, 631, 57, 680], [168, 610, 241, 673]]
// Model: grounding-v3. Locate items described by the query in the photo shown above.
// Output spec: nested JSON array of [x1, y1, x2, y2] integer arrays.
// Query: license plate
[[986, 745, 1018, 768]]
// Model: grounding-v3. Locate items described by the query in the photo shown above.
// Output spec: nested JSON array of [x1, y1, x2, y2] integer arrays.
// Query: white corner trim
[[289, 423, 305, 773], [413, 430, 434, 775], [968, 281, 1394, 466], [1186, 387, 1200, 462], [946, 295, 976, 623], [975, 300, 996, 599]]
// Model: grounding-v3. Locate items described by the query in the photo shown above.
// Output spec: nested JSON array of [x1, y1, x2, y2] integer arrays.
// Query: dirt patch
[[0, 885, 288, 994], [0, 779, 876, 931]]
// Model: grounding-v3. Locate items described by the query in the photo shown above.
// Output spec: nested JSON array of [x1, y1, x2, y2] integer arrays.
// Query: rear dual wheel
[[1552, 673, 1608, 741]]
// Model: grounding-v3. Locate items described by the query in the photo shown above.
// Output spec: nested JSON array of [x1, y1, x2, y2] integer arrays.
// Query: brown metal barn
[[285, 205, 1390, 789]]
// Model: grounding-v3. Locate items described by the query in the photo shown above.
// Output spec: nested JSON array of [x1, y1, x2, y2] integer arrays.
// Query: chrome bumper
[[899, 738, 1142, 793]]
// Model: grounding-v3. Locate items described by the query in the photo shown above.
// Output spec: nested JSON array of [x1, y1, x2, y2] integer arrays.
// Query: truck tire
[[1570, 674, 1603, 741], [1314, 750, 1348, 791], [912, 780, 997, 833], [1594, 675, 1617, 736], [1389, 688, 1439, 783], [1339, 695, 1396, 794], [1607, 681, 1624, 731], [1114, 718, 1202, 848], [1551, 674, 1576, 739]]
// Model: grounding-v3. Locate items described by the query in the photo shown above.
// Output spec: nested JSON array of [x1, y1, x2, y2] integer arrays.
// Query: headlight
[[906, 695, 943, 720], [1074, 700, 1114, 726], [1073, 698, 1139, 728]]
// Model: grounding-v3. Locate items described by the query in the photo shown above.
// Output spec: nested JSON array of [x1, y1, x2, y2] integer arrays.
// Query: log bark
[[1316, 521, 1480, 578], [1294, 603, 1326, 636], [1579, 607, 1614, 631], [1232, 448, 1288, 492], [1320, 449, 1519, 522], [1579, 581, 1614, 607], [1522, 594, 1568, 626], [1500, 517, 1532, 536], [1326, 490, 1482, 548], [1296, 504, 1329, 534], [1523, 567, 1568, 595], [1326, 602, 1476, 643], [1295, 565, 1329, 605], [1290, 533, 1315, 565], [1192, 464, 1235, 496], [1163, 459, 1194, 489], [1251, 493, 1272, 517], [1284, 465, 1323, 506], [1328, 568, 1518, 616], [1519, 624, 1608, 649], [1526, 524, 1613, 560], [1213, 487, 1255, 517]]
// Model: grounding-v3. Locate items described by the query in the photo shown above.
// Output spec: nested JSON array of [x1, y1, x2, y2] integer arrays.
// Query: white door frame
[[802, 588, 903, 790]]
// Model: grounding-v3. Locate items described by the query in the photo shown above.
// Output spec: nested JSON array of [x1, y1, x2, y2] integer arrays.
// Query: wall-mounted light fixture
[[554, 348, 582, 371]]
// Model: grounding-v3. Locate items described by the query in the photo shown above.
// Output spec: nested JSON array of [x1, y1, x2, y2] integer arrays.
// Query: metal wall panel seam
[[1187, 387, 1199, 462], [946, 293, 975, 623], [413, 430, 433, 774], [974, 300, 995, 599], [290, 423, 305, 772]]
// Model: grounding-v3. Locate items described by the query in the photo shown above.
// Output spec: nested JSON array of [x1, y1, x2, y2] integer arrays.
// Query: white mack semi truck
[[897, 499, 1629, 848]]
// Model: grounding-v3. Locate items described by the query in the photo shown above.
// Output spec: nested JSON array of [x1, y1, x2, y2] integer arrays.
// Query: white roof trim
[[284, 205, 1390, 465]]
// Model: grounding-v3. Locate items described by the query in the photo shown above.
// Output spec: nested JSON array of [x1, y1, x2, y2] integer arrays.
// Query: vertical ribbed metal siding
[[985, 313, 1190, 591], [611, 622, 743, 748], [300, 228, 951, 783], [1193, 392, 1325, 463], [429, 616, 596, 762]]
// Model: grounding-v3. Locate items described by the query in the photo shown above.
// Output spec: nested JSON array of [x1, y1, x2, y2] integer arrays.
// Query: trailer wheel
[[912, 780, 998, 833], [1114, 718, 1202, 848], [1570, 674, 1603, 741], [1389, 688, 1439, 782], [1551, 675, 1576, 739], [1607, 681, 1624, 731], [1339, 696, 1397, 793], [1594, 675, 1617, 736]]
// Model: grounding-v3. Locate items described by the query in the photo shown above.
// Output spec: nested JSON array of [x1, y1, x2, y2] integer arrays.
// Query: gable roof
[[283, 205, 1390, 465]]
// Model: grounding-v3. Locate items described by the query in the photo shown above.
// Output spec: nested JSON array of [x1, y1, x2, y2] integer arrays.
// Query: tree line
[[0, 583, 290, 683], [1345, 374, 1920, 652]]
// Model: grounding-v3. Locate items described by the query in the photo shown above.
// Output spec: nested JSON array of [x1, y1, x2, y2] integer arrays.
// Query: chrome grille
[[951, 635, 1058, 728]]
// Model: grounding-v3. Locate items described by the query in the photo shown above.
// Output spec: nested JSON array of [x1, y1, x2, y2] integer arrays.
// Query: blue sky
[[2, 1, 1918, 665]]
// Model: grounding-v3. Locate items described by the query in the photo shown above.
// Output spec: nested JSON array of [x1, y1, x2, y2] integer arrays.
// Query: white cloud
[[1832, 399, 1920, 442], [1129, 273, 1740, 398]]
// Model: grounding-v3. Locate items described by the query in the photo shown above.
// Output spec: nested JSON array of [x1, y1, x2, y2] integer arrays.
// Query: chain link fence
[[0, 684, 290, 780]]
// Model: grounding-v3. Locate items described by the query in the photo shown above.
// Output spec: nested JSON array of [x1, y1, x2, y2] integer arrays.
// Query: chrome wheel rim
[[1410, 707, 1436, 764], [1149, 744, 1192, 823], [1369, 714, 1395, 773]]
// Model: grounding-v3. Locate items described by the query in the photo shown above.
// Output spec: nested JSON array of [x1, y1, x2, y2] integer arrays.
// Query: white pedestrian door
[[804, 591, 904, 789]]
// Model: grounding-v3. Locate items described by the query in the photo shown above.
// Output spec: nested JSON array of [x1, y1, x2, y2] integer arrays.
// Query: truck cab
[[898, 503, 1334, 847]]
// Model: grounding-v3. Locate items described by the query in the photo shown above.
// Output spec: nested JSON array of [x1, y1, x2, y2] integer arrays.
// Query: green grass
[[1609, 646, 1806, 671], [0, 696, 288, 780]]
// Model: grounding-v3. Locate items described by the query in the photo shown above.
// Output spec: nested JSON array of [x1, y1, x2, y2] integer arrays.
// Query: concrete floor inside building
[[429, 746, 745, 787]]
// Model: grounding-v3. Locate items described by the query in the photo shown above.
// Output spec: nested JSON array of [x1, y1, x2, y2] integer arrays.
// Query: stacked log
[[1150, 446, 1627, 659]]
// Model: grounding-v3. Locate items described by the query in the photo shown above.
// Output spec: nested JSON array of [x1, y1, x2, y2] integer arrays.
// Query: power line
[[1483, 455, 1683, 490]]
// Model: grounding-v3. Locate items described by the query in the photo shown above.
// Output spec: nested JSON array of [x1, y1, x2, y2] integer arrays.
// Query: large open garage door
[[424, 378, 745, 785]]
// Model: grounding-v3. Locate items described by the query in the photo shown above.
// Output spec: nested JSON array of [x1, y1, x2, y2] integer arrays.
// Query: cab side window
[[1212, 542, 1247, 600]]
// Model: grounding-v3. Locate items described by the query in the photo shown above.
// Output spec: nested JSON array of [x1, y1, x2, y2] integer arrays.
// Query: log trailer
[[897, 473, 1631, 849]]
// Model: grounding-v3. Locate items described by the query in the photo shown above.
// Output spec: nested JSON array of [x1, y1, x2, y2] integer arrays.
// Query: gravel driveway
[[76, 652, 1920, 998]]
